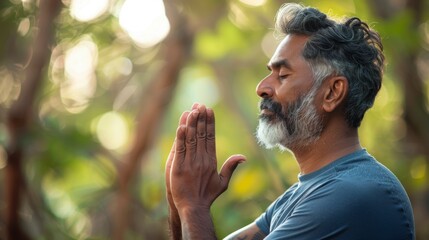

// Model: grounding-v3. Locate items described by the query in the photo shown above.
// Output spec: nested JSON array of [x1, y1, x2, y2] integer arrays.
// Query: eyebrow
[[267, 59, 292, 71]]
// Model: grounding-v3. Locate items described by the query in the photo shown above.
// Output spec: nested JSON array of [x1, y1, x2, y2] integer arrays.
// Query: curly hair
[[275, 3, 385, 128]]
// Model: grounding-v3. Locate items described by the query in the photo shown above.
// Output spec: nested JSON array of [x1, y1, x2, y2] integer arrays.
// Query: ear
[[322, 76, 348, 113]]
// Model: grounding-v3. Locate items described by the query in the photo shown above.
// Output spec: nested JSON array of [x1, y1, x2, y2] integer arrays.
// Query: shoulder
[[313, 159, 409, 211], [333, 154, 411, 205], [267, 173, 414, 239], [302, 164, 414, 238], [263, 152, 414, 239]]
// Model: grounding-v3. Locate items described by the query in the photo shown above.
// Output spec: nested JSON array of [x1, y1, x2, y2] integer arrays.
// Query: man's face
[[256, 34, 324, 151]]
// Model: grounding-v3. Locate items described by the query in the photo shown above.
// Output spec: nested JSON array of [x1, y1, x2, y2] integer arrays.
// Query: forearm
[[179, 207, 217, 240], [169, 207, 182, 240]]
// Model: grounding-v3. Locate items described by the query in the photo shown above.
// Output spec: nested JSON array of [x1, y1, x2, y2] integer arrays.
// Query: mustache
[[259, 98, 284, 118]]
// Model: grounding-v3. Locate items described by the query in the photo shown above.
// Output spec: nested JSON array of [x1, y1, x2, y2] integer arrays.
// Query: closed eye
[[279, 74, 289, 80]]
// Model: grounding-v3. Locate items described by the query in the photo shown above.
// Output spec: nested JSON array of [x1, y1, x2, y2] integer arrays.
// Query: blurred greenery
[[0, 0, 428, 239]]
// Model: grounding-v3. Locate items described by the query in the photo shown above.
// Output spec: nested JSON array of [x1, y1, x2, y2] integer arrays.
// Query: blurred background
[[0, 0, 428, 239]]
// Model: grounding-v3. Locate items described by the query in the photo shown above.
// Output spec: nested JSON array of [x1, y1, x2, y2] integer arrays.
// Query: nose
[[256, 75, 274, 98]]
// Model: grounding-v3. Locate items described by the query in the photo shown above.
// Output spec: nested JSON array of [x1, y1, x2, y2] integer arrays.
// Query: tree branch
[[112, 2, 194, 239], [4, 0, 62, 239]]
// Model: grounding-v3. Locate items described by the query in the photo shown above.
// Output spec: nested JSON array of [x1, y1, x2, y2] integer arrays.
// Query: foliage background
[[0, 0, 428, 239]]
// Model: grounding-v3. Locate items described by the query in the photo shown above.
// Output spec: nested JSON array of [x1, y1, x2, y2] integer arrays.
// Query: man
[[165, 3, 415, 240]]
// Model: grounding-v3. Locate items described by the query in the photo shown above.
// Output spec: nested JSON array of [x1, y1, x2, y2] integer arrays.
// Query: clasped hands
[[165, 103, 246, 220]]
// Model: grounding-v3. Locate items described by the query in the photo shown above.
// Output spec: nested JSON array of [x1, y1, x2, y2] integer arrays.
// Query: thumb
[[219, 154, 246, 189]]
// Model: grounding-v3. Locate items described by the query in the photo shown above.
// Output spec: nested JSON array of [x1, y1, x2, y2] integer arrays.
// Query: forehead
[[269, 34, 309, 68]]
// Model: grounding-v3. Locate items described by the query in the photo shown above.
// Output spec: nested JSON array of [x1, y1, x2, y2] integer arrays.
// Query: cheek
[[276, 79, 314, 103], [275, 84, 298, 104], [275, 87, 305, 113]]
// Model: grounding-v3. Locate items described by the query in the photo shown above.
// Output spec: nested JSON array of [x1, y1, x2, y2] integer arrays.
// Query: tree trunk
[[4, 0, 62, 239], [112, 1, 194, 239], [368, 0, 429, 239]]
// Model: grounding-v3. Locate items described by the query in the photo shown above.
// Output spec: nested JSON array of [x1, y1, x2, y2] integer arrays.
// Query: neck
[[291, 127, 361, 175]]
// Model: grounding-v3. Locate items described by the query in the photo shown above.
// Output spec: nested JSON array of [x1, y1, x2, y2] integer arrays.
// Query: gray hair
[[275, 3, 384, 128]]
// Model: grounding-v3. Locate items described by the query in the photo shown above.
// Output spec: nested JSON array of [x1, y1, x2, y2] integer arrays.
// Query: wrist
[[179, 206, 216, 240], [168, 206, 182, 240], [178, 204, 211, 219]]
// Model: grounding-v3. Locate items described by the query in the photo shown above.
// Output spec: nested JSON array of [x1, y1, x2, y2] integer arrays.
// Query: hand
[[170, 104, 246, 212]]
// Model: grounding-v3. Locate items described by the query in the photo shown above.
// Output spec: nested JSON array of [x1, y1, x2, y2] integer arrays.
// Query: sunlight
[[43, 178, 76, 218], [119, 0, 170, 48], [239, 0, 267, 7], [95, 111, 129, 151], [175, 68, 220, 109], [229, 2, 250, 28], [70, 0, 110, 22], [62, 38, 98, 113], [261, 31, 278, 58], [0, 68, 20, 107], [17, 17, 30, 36]]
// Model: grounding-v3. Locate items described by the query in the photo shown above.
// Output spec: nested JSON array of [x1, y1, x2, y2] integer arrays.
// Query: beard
[[256, 85, 324, 151]]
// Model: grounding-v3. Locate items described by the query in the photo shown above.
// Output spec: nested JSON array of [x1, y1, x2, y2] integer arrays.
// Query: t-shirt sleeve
[[254, 186, 296, 236], [254, 198, 277, 235], [262, 183, 344, 240]]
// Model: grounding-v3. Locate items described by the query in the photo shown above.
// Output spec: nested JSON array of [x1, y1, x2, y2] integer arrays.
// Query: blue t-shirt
[[255, 149, 415, 239]]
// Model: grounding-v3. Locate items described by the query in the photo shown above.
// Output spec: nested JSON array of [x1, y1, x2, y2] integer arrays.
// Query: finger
[[172, 125, 187, 174], [206, 108, 216, 156], [179, 111, 190, 126], [167, 111, 190, 179], [219, 155, 246, 190], [184, 110, 199, 162], [165, 140, 176, 198], [196, 105, 207, 147], [166, 140, 176, 178], [191, 103, 199, 110]]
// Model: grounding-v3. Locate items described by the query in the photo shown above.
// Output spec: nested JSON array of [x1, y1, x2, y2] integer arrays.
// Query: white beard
[[256, 119, 288, 150], [256, 85, 324, 152]]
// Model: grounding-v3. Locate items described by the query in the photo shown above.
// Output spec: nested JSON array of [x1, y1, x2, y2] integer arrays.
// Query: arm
[[224, 223, 267, 240], [170, 104, 246, 239]]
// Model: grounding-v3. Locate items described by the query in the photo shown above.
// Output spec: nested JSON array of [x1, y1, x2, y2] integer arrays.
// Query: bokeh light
[[95, 111, 129, 151], [62, 37, 98, 113], [70, 0, 110, 22], [261, 31, 278, 58], [175, 67, 220, 109], [239, 0, 267, 7], [119, 0, 170, 48]]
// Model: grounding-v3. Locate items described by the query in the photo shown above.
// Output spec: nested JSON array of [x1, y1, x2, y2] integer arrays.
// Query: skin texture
[[166, 103, 245, 239], [167, 34, 362, 239], [256, 34, 360, 175], [165, 110, 190, 240], [258, 35, 315, 107]]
